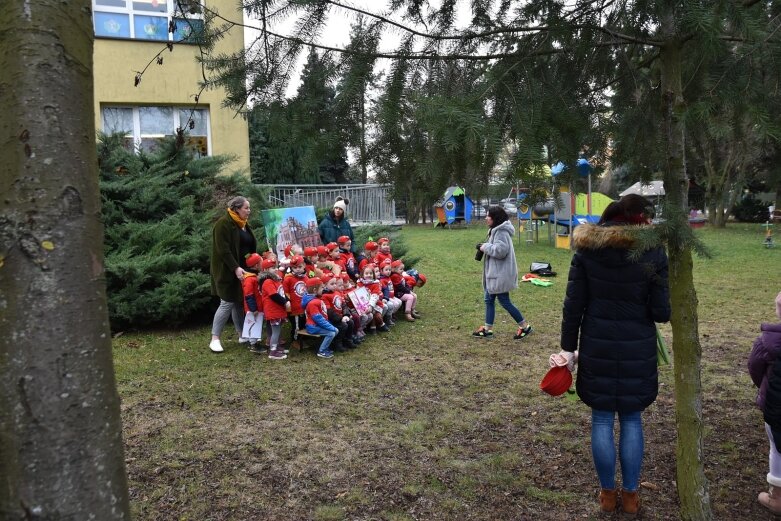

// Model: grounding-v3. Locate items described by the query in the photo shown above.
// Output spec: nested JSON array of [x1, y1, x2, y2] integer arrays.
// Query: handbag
[[530, 261, 556, 277]]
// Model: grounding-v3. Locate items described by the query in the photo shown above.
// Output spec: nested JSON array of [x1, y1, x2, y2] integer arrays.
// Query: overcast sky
[[242, 1, 472, 98]]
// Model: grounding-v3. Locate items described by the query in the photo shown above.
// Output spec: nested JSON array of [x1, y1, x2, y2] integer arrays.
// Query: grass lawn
[[114, 222, 781, 520]]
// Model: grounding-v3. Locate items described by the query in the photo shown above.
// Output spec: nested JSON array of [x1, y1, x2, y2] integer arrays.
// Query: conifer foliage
[[98, 133, 267, 329]]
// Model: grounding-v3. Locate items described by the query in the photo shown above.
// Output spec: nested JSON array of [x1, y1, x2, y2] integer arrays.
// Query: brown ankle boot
[[759, 485, 781, 514], [621, 489, 640, 516], [599, 489, 617, 512]]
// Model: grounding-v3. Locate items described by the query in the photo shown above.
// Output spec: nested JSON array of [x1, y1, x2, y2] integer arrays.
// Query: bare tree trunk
[[359, 89, 368, 184], [660, 42, 713, 521], [0, 1, 131, 519]]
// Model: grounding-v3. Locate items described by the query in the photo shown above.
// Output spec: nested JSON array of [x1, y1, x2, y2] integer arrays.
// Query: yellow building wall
[[92, 0, 249, 174]]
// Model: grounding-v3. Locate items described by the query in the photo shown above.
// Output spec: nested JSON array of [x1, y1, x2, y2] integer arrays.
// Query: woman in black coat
[[552, 194, 671, 515]]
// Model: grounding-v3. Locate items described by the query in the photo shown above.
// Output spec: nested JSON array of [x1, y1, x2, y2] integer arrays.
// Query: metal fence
[[256, 184, 398, 224]]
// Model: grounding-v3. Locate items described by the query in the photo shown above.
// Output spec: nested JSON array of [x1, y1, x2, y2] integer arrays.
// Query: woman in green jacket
[[209, 196, 256, 353], [318, 197, 355, 252]]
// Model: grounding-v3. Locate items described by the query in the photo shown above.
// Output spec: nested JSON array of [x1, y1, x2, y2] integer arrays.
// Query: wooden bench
[[294, 329, 323, 350]]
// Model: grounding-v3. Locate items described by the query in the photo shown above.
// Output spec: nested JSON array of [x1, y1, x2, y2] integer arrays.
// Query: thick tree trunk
[[660, 42, 713, 520], [0, 1, 131, 519]]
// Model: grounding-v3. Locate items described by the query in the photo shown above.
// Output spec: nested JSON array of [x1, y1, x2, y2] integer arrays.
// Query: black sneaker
[[513, 325, 533, 340], [248, 343, 267, 354], [378, 324, 391, 333], [472, 326, 494, 338]]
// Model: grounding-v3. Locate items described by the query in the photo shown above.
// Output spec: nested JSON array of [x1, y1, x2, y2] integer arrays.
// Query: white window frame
[[92, 0, 204, 41], [101, 105, 212, 157]]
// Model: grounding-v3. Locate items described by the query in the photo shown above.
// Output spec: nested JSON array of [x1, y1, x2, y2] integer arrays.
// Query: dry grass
[[113, 222, 781, 520]]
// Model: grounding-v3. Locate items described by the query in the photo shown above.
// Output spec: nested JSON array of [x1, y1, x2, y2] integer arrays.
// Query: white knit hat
[[333, 198, 347, 212]]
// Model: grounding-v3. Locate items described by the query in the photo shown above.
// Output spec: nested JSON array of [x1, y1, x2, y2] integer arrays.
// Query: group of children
[[241, 236, 427, 360]]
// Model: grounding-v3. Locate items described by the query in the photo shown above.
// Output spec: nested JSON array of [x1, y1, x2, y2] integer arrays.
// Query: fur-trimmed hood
[[572, 223, 650, 251]]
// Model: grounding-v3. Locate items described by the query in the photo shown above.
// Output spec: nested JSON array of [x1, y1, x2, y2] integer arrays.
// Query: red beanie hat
[[337, 235, 351, 244], [378, 237, 390, 245], [289, 255, 304, 267], [417, 273, 427, 286], [245, 253, 261, 268], [326, 242, 339, 251], [381, 258, 392, 267], [390, 259, 403, 268], [316, 245, 328, 256], [261, 258, 276, 270], [306, 277, 323, 288], [304, 246, 318, 257], [364, 241, 378, 251]]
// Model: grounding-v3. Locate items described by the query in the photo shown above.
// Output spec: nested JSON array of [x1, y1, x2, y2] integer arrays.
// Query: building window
[[92, 0, 204, 42], [101, 105, 211, 157]]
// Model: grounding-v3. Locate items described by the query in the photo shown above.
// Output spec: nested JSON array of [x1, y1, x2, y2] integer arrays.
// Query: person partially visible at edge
[[472, 206, 533, 340], [318, 197, 354, 251], [209, 196, 257, 353], [748, 291, 781, 515], [551, 193, 671, 516]]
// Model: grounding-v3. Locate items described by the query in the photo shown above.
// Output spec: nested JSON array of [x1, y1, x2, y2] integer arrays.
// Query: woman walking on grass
[[208, 196, 256, 353], [550, 194, 671, 516], [472, 206, 532, 340]]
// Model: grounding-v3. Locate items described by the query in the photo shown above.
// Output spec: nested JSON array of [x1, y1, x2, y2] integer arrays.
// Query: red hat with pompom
[[304, 246, 317, 257]]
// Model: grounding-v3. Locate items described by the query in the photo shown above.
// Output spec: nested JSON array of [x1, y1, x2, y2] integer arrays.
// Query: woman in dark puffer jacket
[[551, 194, 671, 516]]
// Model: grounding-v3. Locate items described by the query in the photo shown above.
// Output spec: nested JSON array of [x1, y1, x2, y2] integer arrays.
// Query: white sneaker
[[209, 339, 224, 353], [238, 337, 250, 344]]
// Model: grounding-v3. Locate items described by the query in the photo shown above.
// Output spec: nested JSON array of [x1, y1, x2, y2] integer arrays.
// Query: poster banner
[[260, 206, 322, 259], [347, 287, 371, 315]]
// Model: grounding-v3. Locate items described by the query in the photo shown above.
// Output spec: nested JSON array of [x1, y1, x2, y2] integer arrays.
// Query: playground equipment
[[434, 186, 474, 227], [763, 221, 775, 248]]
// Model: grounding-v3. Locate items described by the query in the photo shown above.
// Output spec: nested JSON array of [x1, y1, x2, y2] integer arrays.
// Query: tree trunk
[[359, 89, 368, 184], [0, 1, 131, 519], [659, 42, 713, 520]]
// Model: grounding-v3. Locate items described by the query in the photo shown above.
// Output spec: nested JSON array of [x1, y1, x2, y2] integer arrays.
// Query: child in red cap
[[261, 257, 290, 360], [283, 255, 308, 350], [391, 259, 420, 321], [379, 259, 402, 324], [375, 237, 393, 266], [240, 253, 266, 353], [321, 274, 356, 351], [358, 241, 378, 274], [303, 277, 339, 359], [358, 264, 390, 333], [337, 235, 359, 279]]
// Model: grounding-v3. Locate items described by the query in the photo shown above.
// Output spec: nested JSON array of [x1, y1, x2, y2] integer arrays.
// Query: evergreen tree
[[98, 133, 268, 329]]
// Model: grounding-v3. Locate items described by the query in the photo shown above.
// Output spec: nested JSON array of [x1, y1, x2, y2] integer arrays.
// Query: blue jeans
[[591, 409, 644, 491], [305, 325, 337, 353], [484, 291, 524, 326]]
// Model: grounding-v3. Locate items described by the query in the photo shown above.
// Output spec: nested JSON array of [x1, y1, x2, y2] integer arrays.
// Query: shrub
[[99, 134, 267, 330], [732, 194, 769, 223]]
